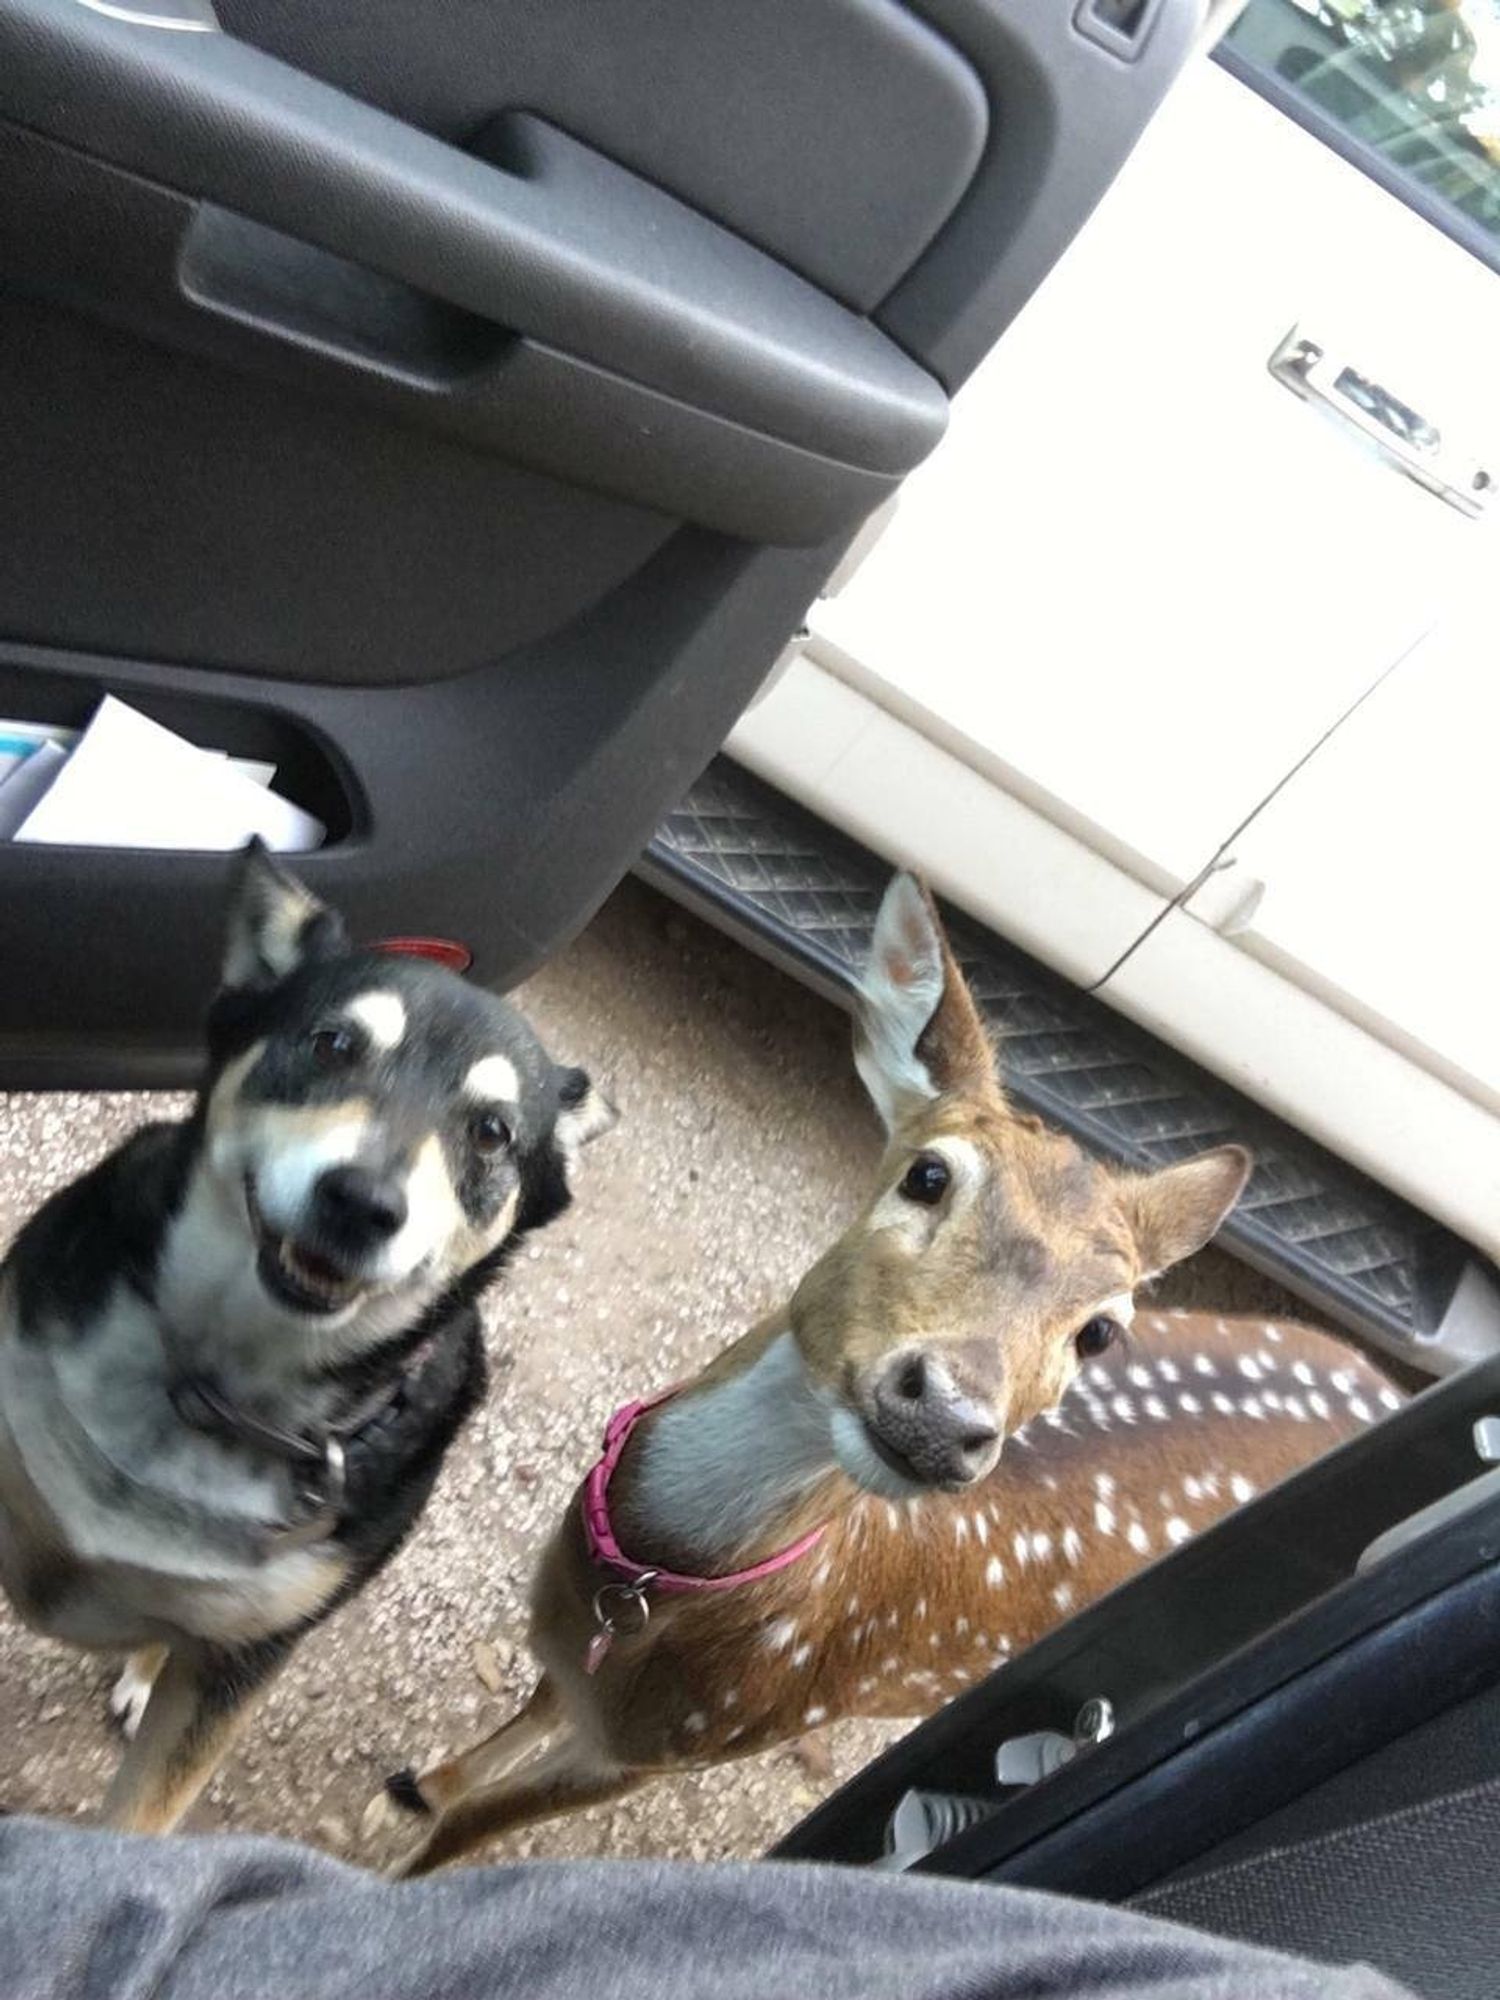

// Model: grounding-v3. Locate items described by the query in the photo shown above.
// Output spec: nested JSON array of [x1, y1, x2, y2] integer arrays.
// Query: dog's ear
[[553, 1065, 618, 1169], [222, 840, 348, 992]]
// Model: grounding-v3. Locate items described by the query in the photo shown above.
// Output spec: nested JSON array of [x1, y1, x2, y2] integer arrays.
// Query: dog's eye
[[900, 1153, 950, 1205], [469, 1108, 512, 1157], [309, 1025, 361, 1072], [1075, 1315, 1120, 1360]]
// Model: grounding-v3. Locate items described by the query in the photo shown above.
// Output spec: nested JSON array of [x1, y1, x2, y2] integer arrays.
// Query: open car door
[[0, 0, 1198, 1083]]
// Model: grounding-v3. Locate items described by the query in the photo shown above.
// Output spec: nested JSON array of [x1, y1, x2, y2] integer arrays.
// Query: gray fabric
[[1136, 1774, 1500, 2000], [0, 1816, 1414, 2000]]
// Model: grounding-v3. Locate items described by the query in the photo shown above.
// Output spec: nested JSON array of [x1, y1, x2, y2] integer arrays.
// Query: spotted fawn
[[382, 874, 1395, 1872]]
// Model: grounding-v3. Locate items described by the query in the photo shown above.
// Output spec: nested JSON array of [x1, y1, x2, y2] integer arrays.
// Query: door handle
[[1268, 327, 1494, 520]]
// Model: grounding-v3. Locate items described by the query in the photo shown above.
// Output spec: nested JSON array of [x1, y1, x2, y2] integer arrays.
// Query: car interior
[[1, 2, 1495, 1994]]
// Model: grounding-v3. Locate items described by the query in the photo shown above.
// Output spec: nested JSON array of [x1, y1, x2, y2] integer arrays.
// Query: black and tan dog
[[0, 849, 613, 1832]]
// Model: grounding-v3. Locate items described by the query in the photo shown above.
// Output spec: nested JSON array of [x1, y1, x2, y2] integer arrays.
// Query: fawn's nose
[[314, 1164, 408, 1251], [867, 1349, 1002, 1488]]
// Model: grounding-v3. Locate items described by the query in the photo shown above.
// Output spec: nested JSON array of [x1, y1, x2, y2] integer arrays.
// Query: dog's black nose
[[315, 1164, 408, 1245]]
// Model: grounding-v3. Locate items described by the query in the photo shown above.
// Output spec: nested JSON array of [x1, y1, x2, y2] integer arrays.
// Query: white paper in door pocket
[[13, 697, 324, 853]]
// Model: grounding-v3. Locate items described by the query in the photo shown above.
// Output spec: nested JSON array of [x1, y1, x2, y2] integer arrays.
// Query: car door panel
[[0, 0, 1202, 1083]]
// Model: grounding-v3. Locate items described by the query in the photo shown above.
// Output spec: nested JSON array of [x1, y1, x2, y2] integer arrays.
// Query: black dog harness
[[169, 1336, 438, 1552]]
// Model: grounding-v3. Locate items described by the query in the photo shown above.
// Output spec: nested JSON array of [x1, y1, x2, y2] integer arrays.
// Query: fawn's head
[[791, 875, 1249, 1496]]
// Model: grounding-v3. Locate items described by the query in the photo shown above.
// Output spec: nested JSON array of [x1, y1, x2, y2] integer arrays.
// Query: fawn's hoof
[[384, 1767, 433, 1816]]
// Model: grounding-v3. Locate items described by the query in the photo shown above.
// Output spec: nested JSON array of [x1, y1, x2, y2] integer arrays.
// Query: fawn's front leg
[[393, 1727, 645, 1876], [385, 1675, 562, 1818]]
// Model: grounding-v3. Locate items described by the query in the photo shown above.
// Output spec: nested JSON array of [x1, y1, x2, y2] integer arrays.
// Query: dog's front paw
[[109, 1657, 158, 1740]]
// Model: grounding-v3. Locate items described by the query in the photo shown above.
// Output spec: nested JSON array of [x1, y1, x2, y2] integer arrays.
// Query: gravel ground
[[0, 878, 1337, 1868]]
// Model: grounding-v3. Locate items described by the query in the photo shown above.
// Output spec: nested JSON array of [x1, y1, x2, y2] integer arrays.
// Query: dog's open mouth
[[246, 1181, 367, 1318]]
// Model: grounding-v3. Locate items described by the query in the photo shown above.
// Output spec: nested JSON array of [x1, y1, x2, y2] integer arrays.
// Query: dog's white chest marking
[[0, 1274, 344, 1641]]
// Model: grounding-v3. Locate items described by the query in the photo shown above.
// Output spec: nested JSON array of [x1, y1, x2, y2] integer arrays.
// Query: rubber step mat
[[640, 759, 1475, 1364]]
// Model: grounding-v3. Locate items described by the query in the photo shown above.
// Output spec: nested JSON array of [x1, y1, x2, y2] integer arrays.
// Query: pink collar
[[579, 1388, 825, 1672]]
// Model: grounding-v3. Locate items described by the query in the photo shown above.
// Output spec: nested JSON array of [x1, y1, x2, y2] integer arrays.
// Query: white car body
[[730, 28, 1500, 1263]]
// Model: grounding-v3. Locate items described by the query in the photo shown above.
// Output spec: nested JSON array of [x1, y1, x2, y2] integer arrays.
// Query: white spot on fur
[[974, 1512, 988, 1544], [763, 1617, 798, 1654], [347, 990, 407, 1053], [1309, 1392, 1331, 1419], [463, 1054, 519, 1104], [954, 1515, 970, 1545], [1179, 1394, 1201, 1415], [1127, 1522, 1151, 1555], [985, 1555, 1005, 1588], [803, 1705, 827, 1726], [1292, 1361, 1316, 1386], [1052, 1584, 1075, 1612], [1349, 1396, 1374, 1424], [1095, 1502, 1116, 1536], [684, 1711, 706, 1735], [1230, 1475, 1256, 1503], [1238, 1357, 1263, 1381], [1144, 1396, 1168, 1421], [1095, 1472, 1116, 1497], [1379, 1386, 1401, 1411], [722, 1689, 739, 1709], [1194, 1355, 1218, 1377], [1112, 1397, 1136, 1424], [1158, 1359, 1180, 1383], [1013, 1533, 1030, 1568], [1241, 1397, 1265, 1421], [1331, 1370, 1356, 1395], [1165, 1517, 1191, 1546], [1212, 1393, 1235, 1415], [1128, 1365, 1151, 1389], [109, 1656, 160, 1740], [1031, 1532, 1053, 1561], [791, 1643, 813, 1670], [1062, 1527, 1083, 1564], [1183, 1476, 1202, 1501]]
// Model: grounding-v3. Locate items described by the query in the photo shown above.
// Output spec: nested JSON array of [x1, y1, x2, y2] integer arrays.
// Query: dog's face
[[197, 851, 614, 1344]]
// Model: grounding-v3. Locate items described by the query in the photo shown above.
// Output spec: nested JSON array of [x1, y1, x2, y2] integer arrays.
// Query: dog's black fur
[[0, 850, 613, 1829]]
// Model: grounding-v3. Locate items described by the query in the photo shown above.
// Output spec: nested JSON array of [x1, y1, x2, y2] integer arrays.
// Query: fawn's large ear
[[854, 873, 997, 1132], [1121, 1146, 1253, 1278], [222, 841, 348, 993]]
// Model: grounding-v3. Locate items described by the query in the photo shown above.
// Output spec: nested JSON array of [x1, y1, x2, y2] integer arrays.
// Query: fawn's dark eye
[[309, 1025, 361, 1072], [469, 1108, 512, 1157], [900, 1153, 951, 1205], [1075, 1315, 1120, 1360]]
